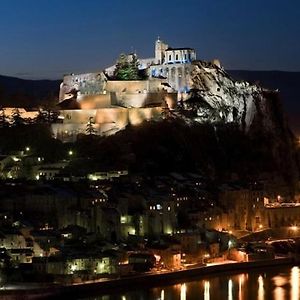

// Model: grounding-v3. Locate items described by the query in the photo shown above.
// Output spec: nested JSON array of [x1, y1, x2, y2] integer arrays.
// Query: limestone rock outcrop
[[187, 60, 276, 132], [184, 60, 299, 192]]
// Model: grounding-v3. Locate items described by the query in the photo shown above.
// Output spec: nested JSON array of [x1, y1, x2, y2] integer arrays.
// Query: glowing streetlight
[[68, 150, 73, 156], [25, 146, 30, 152], [291, 225, 298, 232]]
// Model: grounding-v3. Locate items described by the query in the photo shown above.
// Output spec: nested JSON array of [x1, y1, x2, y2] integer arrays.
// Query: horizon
[[1, 0, 300, 79]]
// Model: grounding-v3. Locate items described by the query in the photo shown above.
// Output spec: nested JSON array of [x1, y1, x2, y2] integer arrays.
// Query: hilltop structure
[[105, 38, 196, 96], [52, 38, 196, 141]]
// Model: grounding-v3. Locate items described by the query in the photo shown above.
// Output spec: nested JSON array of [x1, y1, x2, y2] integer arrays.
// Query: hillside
[[0, 75, 60, 108], [64, 62, 300, 194]]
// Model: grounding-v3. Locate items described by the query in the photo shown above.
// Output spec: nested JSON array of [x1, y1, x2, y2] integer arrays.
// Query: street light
[[291, 225, 298, 232], [25, 147, 30, 152], [68, 150, 73, 156]]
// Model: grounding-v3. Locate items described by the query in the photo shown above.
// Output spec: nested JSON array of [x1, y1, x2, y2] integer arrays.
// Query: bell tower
[[155, 37, 168, 65]]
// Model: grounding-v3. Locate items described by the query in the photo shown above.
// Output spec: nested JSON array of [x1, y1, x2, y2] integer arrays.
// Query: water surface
[[80, 265, 300, 300]]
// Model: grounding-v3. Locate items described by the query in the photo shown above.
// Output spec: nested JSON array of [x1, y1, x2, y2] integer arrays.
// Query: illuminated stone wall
[[106, 79, 163, 93], [105, 79, 176, 108], [150, 63, 193, 96], [59, 109, 97, 124], [59, 76, 177, 109], [265, 206, 300, 228], [78, 94, 111, 109], [2, 108, 39, 122], [56, 77, 175, 141], [128, 107, 162, 125], [52, 107, 163, 141], [59, 72, 106, 101]]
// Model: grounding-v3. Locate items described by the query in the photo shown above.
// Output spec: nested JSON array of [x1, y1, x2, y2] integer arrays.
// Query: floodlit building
[[52, 38, 196, 141], [150, 38, 196, 95]]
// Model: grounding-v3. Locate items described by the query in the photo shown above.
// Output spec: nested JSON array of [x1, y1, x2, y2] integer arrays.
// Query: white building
[[150, 38, 197, 97]]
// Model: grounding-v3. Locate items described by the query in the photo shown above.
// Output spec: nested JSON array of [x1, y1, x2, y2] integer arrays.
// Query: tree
[[35, 109, 59, 124], [161, 98, 171, 119], [128, 54, 140, 80], [0, 108, 8, 128], [35, 109, 47, 124], [113, 53, 140, 80], [86, 117, 96, 135], [11, 108, 25, 127]]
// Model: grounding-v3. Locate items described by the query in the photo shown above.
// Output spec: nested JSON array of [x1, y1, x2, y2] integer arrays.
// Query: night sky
[[1, 0, 300, 79]]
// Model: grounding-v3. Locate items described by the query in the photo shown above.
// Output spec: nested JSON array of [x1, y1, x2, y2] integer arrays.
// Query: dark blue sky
[[1, 0, 300, 79]]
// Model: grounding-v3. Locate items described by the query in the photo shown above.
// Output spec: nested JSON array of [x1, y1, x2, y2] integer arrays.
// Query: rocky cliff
[[187, 61, 277, 131], [183, 61, 299, 192]]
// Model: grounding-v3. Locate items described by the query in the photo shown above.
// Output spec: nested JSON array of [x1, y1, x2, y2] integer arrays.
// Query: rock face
[[186, 60, 299, 192], [188, 60, 275, 132]]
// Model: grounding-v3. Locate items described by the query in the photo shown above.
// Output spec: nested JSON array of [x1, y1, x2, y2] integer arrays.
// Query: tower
[[155, 37, 168, 65]]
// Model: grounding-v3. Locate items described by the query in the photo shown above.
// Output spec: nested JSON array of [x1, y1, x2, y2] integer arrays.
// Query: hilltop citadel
[[53, 38, 199, 141]]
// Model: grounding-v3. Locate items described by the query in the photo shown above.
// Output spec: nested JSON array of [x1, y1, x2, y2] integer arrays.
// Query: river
[[80, 265, 300, 300]]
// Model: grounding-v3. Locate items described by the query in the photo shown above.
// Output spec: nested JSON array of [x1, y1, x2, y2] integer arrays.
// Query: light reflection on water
[[228, 279, 233, 300], [291, 266, 299, 300], [180, 283, 186, 300], [238, 274, 246, 300], [81, 266, 300, 300], [257, 275, 264, 300], [204, 280, 210, 300], [160, 289, 164, 300]]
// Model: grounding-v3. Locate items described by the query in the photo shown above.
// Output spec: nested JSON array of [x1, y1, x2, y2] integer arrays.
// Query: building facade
[[52, 38, 197, 141]]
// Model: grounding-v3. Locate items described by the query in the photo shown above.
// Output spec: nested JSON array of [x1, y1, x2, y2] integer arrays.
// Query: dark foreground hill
[[69, 118, 299, 195]]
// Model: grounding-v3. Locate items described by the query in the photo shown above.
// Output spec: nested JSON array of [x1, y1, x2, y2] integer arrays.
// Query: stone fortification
[[52, 107, 163, 142]]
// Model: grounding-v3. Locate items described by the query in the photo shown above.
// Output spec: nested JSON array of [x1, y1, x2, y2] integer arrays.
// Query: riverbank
[[0, 256, 295, 299]]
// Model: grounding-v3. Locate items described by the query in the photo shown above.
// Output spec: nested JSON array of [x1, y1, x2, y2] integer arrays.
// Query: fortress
[[52, 38, 197, 141]]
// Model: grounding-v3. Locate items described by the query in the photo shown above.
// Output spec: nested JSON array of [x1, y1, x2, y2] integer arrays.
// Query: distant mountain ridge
[[0, 75, 60, 108]]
